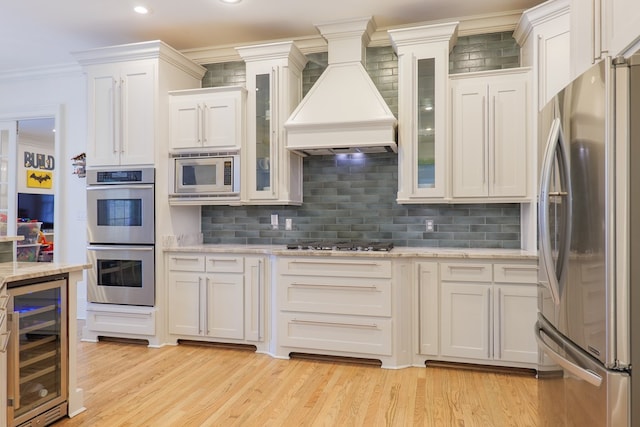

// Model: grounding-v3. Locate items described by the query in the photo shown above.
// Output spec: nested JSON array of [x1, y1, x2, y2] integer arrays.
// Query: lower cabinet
[[419, 260, 538, 368], [276, 257, 396, 364], [167, 253, 266, 345]]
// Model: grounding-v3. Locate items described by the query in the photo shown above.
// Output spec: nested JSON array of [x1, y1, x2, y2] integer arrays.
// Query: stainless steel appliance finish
[[87, 167, 156, 306], [536, 56, 640, 426], [86, 245, 155, 306], [6, 275, 68, 427], [86, 167, 155, 245], [171, 154, 240, 196]]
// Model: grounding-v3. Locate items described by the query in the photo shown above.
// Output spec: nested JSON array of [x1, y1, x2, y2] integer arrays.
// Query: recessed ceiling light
[[134, 5, 150, 14], [220, 0, 242, 4]]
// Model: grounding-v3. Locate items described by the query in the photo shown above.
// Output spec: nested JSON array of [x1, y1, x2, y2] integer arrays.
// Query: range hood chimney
[[285, 17, 397, 156]]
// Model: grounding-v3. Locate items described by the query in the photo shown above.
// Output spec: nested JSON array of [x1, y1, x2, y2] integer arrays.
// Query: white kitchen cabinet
[[515, 0, 571, 111], [166, 252, 268, 346], [74, 40, 206, 168], [571, 0, 640, 79], [236, 42, 307, 205], [416, 262, 439, 356], [167, 254, 244, 340], [275, 256, 396, 364], [389, 22, 459, 203], [436, 261, 538, 366], [450, 68, 531, 201], [602, 0, 640, 57], [86, 61, 155, 166], [169, 86, 246, 152]]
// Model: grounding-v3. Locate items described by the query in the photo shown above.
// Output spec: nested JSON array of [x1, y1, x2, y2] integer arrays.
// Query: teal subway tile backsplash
[[200, 31, 522, 248], [201, 153, 521, 248]]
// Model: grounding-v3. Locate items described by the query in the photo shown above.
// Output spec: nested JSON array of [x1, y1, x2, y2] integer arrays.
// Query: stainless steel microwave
[[172, 155, 240, 195]]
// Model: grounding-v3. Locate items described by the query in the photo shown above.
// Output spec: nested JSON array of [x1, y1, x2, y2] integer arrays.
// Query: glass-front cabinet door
[[254, 73, 272, 193], [237, 41, 307, 205], [390, 22, 458, 203]]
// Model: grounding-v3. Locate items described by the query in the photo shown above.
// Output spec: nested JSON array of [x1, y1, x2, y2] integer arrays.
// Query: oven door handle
[[87, 246, 154, 251], [87, 184, 154, 191]]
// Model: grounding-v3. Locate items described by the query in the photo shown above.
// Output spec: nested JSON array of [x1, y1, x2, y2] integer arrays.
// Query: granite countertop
[[0, 236, 24, 242], [0, 262, 91, 286], [164, 244, 538, 260]]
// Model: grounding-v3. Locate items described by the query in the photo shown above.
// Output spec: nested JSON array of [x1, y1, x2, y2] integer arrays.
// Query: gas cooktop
[[286, 241, 394, 252]]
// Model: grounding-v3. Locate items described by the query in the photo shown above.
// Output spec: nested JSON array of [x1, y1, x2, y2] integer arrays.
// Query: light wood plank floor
[[53, 339, 542, 427]]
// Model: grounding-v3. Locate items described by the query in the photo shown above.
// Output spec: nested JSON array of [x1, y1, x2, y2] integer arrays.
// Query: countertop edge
[[0, 262, 91, 286], [163, 245, 538, 260]]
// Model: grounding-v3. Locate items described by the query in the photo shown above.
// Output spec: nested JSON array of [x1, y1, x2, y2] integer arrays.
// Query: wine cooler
[[7, 275, 68, 427]]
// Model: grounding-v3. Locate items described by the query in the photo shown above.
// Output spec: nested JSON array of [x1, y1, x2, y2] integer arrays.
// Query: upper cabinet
[[389, 22, 459, 203], [450, 68, 531, 201], [169, 86, 246, 152], [571, 0, 640, 79], [237, 42, 308, 205], [515, 0, 570, 111], [74, 41, 206, 168]]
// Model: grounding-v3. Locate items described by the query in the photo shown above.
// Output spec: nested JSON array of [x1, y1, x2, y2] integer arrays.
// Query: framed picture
[[27, 169, 53, 189]]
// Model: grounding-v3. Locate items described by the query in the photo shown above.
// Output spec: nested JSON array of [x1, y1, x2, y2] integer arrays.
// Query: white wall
[[0, 66, 89, 317]]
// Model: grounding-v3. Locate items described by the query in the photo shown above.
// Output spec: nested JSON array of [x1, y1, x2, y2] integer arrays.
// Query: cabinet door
[[417, 262, 439, 356], [451, 81, 488, 197], [87, 62, 155, 167], [170, 98, 200, 150], [87, 65, 121, 167], [490, 79, 528, 197], [167, 272, 202, 336], [244, 256, 265, 342], [119, 62, 155, 166], [440, 282, 491, 360], [605, 0, 640, 57], [493, 284, 538, 364], [201, 94, 241, 150], [204, 273, 244, 339]]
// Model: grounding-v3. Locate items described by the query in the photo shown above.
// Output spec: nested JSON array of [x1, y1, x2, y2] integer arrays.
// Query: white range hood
[[284, 17, 397, 156]]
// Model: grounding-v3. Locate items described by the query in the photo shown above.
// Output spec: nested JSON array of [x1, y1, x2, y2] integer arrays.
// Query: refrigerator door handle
[[538, 117, 572, 305], [535, 325, 603, 387]]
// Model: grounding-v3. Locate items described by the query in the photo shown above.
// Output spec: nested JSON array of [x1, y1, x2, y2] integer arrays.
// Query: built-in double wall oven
[[86, 167, 155, 307]]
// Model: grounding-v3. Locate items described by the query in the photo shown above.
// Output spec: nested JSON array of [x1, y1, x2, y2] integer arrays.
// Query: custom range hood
[[285, 17, 397, 156]]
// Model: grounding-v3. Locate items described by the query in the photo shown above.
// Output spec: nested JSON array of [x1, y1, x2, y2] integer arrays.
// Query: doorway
[[0, 116, 57, 262]]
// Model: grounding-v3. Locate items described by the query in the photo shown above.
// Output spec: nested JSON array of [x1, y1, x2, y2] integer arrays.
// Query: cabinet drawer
[[278, 257, 392, 278], [278, 276, 391, 316], [86, 306, 156, 336], [167, 254, 205, 272], [494, 263, 538, 284], [205, 255, 244, 273], [440, 262, 492, 282], [278, 312, 392, 356]]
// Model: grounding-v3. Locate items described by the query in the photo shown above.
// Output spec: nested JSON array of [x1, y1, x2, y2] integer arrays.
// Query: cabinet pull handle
[[495, 288, 501, 359], [492, 95, 496, 184], [119, 77, 125, 153], [112, 78, 118, 154], [205, 277, 210, 336], [208, 258, 238, 263], [447, 265, 485, 271], [291, 319, 378, 330], [500, 266, 536, 271], [291, 283, 377, 291], [289, 261, 382, 268], [0, 331, 10, 353], [258, 259, 263, 341], [197, 104, 202, 144], [198, 277, 203, 335], [482, 95, 487, 184], [171, 256, 201, 262], [202, 103, 208, 144]]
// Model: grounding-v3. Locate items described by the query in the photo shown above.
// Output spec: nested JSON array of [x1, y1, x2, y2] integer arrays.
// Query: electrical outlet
[[285, 218, 293, 231], [271, 214, 279, 229], [425, 219, 434, 232]]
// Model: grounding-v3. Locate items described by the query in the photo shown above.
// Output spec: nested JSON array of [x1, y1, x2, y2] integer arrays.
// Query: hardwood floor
[[53, 339, 541, 427]]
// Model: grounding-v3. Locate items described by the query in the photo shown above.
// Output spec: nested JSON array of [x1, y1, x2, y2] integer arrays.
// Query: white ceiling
[[0, 0, 545, 73]]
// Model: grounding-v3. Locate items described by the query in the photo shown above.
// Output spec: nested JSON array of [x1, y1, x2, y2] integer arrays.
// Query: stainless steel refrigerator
[[536, 55, 640, 426]]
